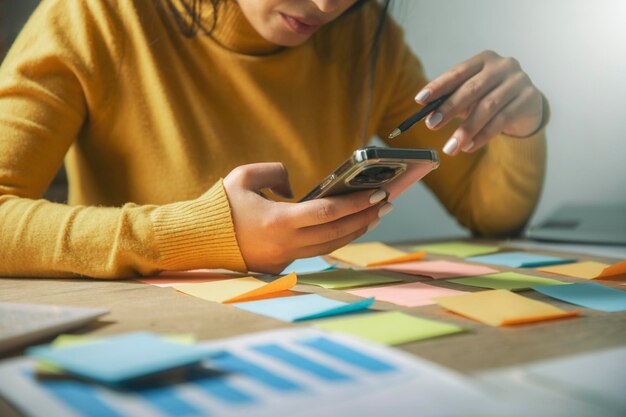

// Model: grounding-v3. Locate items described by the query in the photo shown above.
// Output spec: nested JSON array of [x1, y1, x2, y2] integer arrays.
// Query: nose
[[310, 0, 341, 13]]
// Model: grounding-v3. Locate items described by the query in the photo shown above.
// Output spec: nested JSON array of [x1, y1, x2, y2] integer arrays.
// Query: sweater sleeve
[[375, 23, 547, 237], [0, 0, 246, 278]]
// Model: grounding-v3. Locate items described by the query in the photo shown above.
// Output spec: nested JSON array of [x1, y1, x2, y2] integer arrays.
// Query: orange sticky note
[[539, 260, 626, 280], [174, 273, 297, 303], [596, 259, 626, 279], [330, 242, 425, 267], [433, 289, 579, 327]]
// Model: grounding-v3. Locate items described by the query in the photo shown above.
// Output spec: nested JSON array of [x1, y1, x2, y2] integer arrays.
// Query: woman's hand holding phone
[[223, 163, 392, 274]]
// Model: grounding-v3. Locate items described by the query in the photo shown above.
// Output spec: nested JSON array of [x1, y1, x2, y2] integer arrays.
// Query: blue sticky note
[[467, 252, 576, 268], [533, 282, 626, 312], [234, 294, 374, 322], [281, 256, 336, 275], [27, 332, 214, 386]]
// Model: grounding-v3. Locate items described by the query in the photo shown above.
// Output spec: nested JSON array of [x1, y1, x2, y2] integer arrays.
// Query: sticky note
[[412, 241, 500, 258], [298, 269, 403, 289], [280, 256, 336, 275], [347, 282, 467, 307], [433, 290, 580, 326], [234, 294, 374, 322], [315, 311, 463, 345], [330, 242, 425, 267], [533, 282, 626, 312], [449, 272, 566, 291], [381, 260, 498, 279], [36, 334, 196, 375], [539, 260, 626, 280], [27, 332, 213, 386], [598, 259, 626, 279], [466, 252, 576, 268], [174, 273, 297, 303]]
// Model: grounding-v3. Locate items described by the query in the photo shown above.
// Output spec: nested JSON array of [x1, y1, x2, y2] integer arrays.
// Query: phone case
[[300, 147, 439, 202]]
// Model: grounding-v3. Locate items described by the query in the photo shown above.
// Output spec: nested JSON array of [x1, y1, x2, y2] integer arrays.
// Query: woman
[[0, 0, 546, 278]]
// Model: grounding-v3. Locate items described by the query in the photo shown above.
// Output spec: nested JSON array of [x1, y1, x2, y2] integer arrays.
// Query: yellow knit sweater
[[0, 0, 546, 278]]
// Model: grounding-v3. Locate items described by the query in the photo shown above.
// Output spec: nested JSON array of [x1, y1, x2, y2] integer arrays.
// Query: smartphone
[[299, 146, 439, 202]]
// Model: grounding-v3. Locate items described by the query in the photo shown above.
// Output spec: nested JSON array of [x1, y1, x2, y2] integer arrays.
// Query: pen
[[388, 93, 452, 139]]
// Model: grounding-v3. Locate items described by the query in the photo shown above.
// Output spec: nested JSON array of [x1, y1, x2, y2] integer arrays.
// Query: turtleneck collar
[[169, 0, 285, 55]]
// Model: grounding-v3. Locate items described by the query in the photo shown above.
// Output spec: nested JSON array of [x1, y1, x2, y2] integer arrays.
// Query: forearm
[[0, 180, 247, 278], [439, 130, 547, 237]]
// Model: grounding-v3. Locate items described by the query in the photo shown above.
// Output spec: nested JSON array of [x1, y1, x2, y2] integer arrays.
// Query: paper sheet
[[347, 282, 467, 307], [234, 294, 374, 322], [466, 252, 577, 268], [433, 289, 580, 326], [314, 311, 463, 345], [449, 272, 566, 291], [381, 260, 498, 279], [174, 273, 297, 303], [298, 269, 403, 289], [533, 282, 626, 312], [330, 242, 425, 267], [412, 241, 500, 258], [280, 256, 336, 275], [0, 328, 505, 417], [539, 260, 626, 280]]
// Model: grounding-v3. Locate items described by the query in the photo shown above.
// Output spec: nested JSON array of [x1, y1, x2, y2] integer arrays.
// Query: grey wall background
[[365, 0, 626, 242], [2, 0, 625, 242]]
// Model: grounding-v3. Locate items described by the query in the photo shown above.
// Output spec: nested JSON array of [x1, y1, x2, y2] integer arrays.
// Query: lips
[[280, 13, 322, 35]]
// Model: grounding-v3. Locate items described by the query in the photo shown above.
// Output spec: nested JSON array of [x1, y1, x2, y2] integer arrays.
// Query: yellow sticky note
[[433, 289, 579, 327], [174, 273, 297, 304], [539, 260, 626, 280], [330, 242, 425, 267]]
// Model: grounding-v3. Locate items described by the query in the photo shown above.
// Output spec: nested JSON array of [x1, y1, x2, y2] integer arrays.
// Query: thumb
[[238, 162, 294, 199]]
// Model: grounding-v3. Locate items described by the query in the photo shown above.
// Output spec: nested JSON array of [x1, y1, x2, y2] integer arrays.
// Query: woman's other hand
[[223, 163, 391, 274], [415, 50, 544, 155]]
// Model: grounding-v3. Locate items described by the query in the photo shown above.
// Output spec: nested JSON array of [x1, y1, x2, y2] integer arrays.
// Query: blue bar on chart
[[211, 352, 303, 392], [298, 337, 395, 373], [140, 385, 205, 417], [253, 344, 352, 382], [41, 379, 127, 417], [194, 376, 256, 405]]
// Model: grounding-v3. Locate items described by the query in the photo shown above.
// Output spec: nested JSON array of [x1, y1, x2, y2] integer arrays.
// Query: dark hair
[[159, 0, 392, 144]]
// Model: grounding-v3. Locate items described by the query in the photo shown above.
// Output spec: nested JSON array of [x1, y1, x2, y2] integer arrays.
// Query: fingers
[[295, 201, 391, 246], [230, 163, 294, 199], [464, 87, 542, 153], [442, 75, 522, 155], [423, 68, 505, 131], [414, 51, 489, 105], [290, 225, 370, 261], [287, 189, 388, 228]]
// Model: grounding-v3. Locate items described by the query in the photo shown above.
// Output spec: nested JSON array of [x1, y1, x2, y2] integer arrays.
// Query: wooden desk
[[1, 240, 625, 416]]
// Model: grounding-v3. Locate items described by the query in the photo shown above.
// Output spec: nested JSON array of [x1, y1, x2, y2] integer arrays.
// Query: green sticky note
[[412, 241, 500, 258], [298, 270, 403, 289], [314, 311, 463, 346], [449, 272, 567, 291]]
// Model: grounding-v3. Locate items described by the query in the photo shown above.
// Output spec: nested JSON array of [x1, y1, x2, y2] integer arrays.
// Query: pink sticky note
[[380, 260, 498, 279], [136, 269, 240, 288], [348, 282, 466, 307]]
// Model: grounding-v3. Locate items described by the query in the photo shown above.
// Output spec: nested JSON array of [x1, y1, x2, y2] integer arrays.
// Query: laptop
[[0, 303, 108, 354], [527, 202, 626, 245]]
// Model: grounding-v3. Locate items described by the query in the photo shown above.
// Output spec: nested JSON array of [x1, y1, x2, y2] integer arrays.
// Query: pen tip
[[388, 128, 401, 139]]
